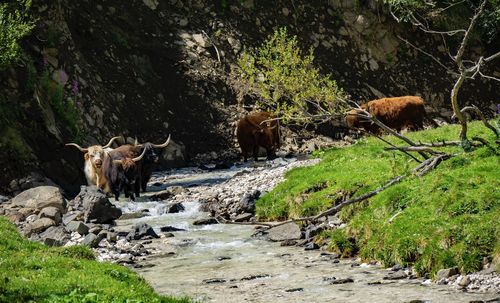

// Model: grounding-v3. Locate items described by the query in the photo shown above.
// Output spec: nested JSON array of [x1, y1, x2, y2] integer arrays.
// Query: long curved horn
[[152, 134, 171, 148], [102, 136, 122, 148], [134, 137, 139, 146], [132, 146, 148, 162], [113, 159, 123, 165], [65, 143, 88, 153]]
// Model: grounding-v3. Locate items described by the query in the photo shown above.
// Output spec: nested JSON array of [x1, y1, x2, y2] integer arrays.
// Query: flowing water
[[113, 164, 499, 303]]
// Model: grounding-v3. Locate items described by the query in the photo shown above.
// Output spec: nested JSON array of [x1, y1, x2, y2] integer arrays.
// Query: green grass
[[0, 217, 191, 303], [256, 121, 500, 276]]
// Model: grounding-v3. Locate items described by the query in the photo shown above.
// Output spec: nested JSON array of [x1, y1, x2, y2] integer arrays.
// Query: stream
[[112, 159, 499, 303]]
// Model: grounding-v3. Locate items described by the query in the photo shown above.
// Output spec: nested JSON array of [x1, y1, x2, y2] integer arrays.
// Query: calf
[[346, 96, 426, 134]]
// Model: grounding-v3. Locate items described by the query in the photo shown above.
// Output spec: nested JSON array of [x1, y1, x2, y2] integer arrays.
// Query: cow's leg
[[242, 150, 248, 162], [253, 146, 259, 161], [266, 149, 276, 160]]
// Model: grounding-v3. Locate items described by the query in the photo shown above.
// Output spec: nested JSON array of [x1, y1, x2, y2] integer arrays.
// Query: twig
[[201, 30, 221, 62], [373, 134, 423, 162], [384, 146, 445, 154], [459, 105, 499, 138], [216, 216, 275, 227], [388, 211, 403, 223]]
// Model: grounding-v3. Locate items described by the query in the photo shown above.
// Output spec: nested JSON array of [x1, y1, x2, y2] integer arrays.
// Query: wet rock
[[285, 288, 303, 292], [217, 256, 231, 261], [232, 213, 253, 222], [266, 222, 301, 241], [66, 221, 89, 235], [72, 186, 122, 224], [10, 186, 66, 212], [436, 267, 459, 280], [280, 239, 297, 246], [328, 277, 354, 284], [203, 278, 226, 284], [165, 202, 185, 213], [119, 212, 147, 220], [127, 222, 159, 240], [39, 226, 70, 246], [193, 218, 218, 225], [160, 226, 186, 232], [0, 195, 9, 203], [240, 274, 270, 281], [383, 271, 408, 280], [149, 189, 174, 201], [391, 264, 405, 271], [304, 223, 325, 240], [304, 242, 320, 250], [39, 206, 62, 225]]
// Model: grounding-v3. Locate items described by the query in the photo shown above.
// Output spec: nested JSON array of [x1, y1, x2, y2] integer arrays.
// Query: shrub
[[234, 27, 346, 124], [0, 0, 35, 69]]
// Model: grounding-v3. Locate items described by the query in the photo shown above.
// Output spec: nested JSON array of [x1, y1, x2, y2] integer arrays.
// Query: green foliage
[[39, 69, 84, 138], [236, 27, 346, 124], [0, 217, 191, 303], [0, 0, 35, 69], [384, 0, 500, 44], [257, 121, 499, 275], [323, 229, 358, 257]]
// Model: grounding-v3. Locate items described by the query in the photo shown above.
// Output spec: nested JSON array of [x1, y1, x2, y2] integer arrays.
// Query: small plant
[[235, 27, 347, 124], [0, 0, 35, 69]]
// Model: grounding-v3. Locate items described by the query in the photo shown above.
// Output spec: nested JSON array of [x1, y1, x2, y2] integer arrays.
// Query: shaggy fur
[[236, 111, 280, 162]]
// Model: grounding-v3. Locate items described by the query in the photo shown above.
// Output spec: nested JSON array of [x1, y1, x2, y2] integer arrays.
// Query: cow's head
[[66, 136, 121, 169], [135, 135, 171, 164]]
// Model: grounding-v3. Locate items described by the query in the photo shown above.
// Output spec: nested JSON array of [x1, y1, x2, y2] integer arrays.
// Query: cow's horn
[[152, 134, 171, 148], [65, 143, 88, 153], [134, 137, 139, 146], [132, 146, 148, 162], [102, 136, 122, 148], [113, 159, 123, 165]]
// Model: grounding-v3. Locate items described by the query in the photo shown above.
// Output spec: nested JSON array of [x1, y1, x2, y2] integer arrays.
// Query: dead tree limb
[[372, 133, 423, 163], [384, 146, 446, 154], [459, 105, 499, 138]]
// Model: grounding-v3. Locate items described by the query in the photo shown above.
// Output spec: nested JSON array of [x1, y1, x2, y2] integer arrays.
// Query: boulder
[[436, 267, 459, 280], [39, 226, 70, 247], [72, 186, 122, 224], [126, 222, 159, 241], [266, 222, 301, 242], [10, 186, 66, 212], [39, 206, 62, 225], [193, 218, 218, 225], [24, 218, 56, 236], [238, 190, 260, 214], [165, 202, 185, 213], [66, 221, 89, 235]]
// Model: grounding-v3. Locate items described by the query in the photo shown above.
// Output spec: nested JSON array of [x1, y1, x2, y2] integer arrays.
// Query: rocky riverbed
[[0, 156, 499, 303]]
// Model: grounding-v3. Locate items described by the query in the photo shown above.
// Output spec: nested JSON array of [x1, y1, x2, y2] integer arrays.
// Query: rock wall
[[0, 0, 498, 195]]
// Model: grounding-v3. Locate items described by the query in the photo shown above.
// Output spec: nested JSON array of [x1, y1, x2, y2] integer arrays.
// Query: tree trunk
[[451, 72, 468, 141]]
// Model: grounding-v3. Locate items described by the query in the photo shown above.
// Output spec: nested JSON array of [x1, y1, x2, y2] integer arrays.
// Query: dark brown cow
[[103, 148, 147, 201], [108, 135, 171, 195], [236, 111, 280, 162], [346, 96, 426, 134]]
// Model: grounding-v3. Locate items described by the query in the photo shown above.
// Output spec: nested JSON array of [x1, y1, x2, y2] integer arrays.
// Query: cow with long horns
[[236, 112, 280, 162], [65, 136, 121, 190], [110, 135, 171, 194], [104, 147, 148, 201]]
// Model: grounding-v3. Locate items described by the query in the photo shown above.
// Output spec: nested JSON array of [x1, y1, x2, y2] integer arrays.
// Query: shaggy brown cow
[[236, 111, 280, 162], [346, 96, 425, 134], [65, 136, 121, 191]]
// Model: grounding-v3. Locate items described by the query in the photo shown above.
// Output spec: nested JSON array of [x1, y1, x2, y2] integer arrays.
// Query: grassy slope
[[256, 121, 500, 276], [0, 217, 190, 303]]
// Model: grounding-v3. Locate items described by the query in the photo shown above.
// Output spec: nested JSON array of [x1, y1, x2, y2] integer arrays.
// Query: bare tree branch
[[460, 105, 499, 137], [397, 35, 456, 74]]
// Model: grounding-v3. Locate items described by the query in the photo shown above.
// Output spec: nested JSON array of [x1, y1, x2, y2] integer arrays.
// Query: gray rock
[[238, 190, 260, 214], [62, 212, 81, 225], [232, 213, 253, 222], [24, 218, 56, 236], [149, 190, 174, 201], [10, 186, 66, 212], [383, 271, 408, 280], [66, 221, 89, 235], [458, 275, 471, 287], [82, 233, 99, 247], [39, 226, 70, 247], [192, 33, 210, 48], [39, 206, 62, 224], [165, 202, 185, 213], [193, 218, 218, 225], [119, 212, 147, 220], [73, 186, 122, 224], [267, 222, 301, 241], [304, 242, 320, 250], [0, 195, 9, 203], [304, 224, 324, 240], [126, 223, 159, 241], [436, 267, 459, 280], [89, 226, 103, 235]]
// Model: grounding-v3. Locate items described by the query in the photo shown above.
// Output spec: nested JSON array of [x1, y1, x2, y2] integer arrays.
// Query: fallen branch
[[384, 146, 445, 154], [202, 30, 221, 62]]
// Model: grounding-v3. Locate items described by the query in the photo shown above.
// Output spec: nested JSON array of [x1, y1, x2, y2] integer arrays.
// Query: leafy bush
[[235, 27, 346, 124], [0, 0, 35, 69]]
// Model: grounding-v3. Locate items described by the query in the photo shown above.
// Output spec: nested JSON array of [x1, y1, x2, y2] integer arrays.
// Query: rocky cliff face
[[0, 0, 498, 195]]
